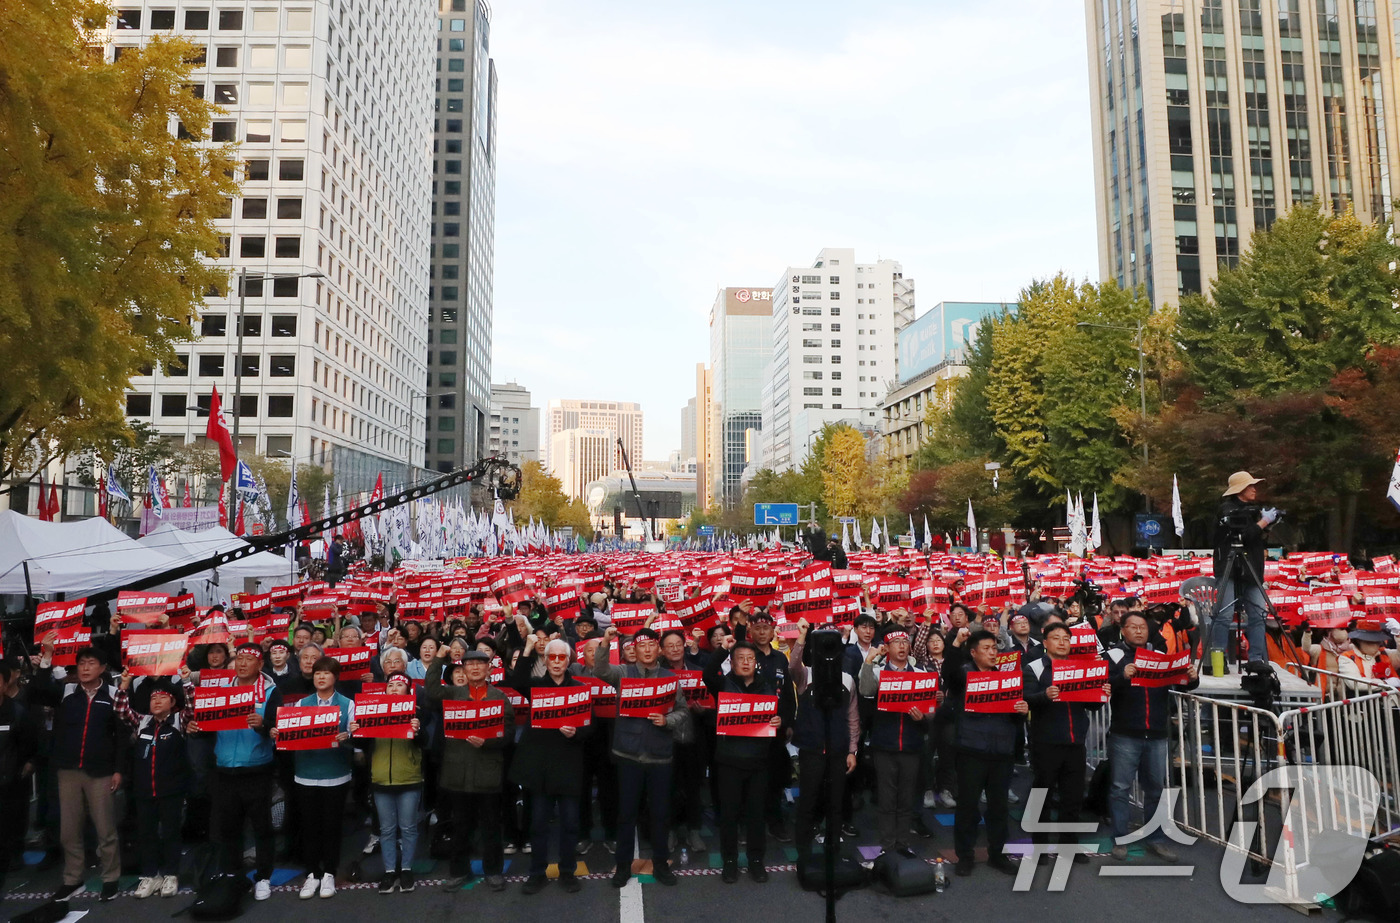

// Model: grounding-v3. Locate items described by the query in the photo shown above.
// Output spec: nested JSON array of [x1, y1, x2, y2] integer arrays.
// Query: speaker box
[[796, 855, 871, 893]]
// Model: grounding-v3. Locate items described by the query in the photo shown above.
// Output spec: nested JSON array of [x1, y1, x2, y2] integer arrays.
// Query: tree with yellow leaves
[[0, 0, 239, 491], [820, 425, 870, 519]]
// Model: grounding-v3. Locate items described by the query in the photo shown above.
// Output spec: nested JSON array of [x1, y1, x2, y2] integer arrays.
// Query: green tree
[[511, 460, 570, 527], [243, 457, 332, 528], [898, 459, 1017, 533], [0, 1, 239, 491]]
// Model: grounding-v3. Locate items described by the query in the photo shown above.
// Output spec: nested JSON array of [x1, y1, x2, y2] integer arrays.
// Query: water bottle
[[934, 858, 948, 893]]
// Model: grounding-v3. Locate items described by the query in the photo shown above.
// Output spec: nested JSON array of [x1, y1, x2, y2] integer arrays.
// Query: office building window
[[267, 394, 294, 417], [160, 394, 187, 416], [127, 393, 152, 416], [200, 315, 227, 336]]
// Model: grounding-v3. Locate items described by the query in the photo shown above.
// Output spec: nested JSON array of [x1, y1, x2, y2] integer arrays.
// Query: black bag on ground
[[1336, 848, 1400, 921], [6, 899, 69, 923], [1084, 759, 1112, 819], [873, 852, 939, 897], [188, 874, 250, 921]]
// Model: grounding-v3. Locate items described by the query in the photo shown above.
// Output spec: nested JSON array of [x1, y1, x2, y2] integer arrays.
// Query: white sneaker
[[160, 875, 179, 898], [299, 874, 319, 900], [922, 790, 937, 808], [253, 879, 271, 901], [1007, 788, 1021, 804], [362, 834, 380, 855], [938, 789, 958, 808], [318, 873, 336, 898], [134, 876, 159, 899]]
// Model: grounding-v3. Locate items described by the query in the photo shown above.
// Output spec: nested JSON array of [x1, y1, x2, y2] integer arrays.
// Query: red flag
[[99, 474, 108, 519], [183, 483, 192, 508], [48, 482, 60, 520], [218, 485, 228, 529], [233, 499, 244, 535], [300, 498, 310, 529], [159, 476, 173, 507], [370, 472, 383, 504], [206, 386, 237, 481], [36, 472, 51, 520]]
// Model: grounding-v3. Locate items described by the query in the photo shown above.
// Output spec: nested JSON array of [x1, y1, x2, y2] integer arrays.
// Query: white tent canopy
[[137, 523, 292, 582], [0, 510, 180, 596]]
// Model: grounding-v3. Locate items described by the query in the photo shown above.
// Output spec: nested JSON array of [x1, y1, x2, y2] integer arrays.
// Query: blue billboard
[[896, 301, 1011, 383], [753, 503, 800, 525]]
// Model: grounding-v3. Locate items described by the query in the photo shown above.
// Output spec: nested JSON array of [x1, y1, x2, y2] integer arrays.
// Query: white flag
[[966, 499, 977, 551], [869, 518, 882, 550], [841, 519, 851, 552], [923, 514, 932, 549], [853, 518, 863, 547], [1089, 493, 1102, 551], [1172, 474, 1186, 536]]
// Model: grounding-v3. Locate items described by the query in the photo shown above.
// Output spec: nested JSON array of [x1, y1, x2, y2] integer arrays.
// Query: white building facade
[[113, 0, 436, 487], [759, 248, 913, 472], [545, 399, 644, 475], [487, 381, 539, 465]]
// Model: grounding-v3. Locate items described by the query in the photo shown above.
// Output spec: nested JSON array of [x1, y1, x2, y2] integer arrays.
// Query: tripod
[[1205, 536, 1278, 673]]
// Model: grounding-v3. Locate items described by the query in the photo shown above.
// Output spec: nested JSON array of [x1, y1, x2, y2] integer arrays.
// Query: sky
[[487, 0, 1100, 461]]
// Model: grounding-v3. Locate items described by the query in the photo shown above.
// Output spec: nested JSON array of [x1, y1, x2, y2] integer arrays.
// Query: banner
[[715, 692, 778, 737], [964, 670, 1024, 713], [574, 674, 618, 718], [50, 627, 92, 667], [618, 677, 679, 718], [876, 672, 939, 713], [1051, 658, 1110, 703], [276, 705, 341, 750], [1131, 650, 1192, 688], [328, 646, 374, 679], [442, 699, 506, 740], [352, 694, 416, 739], [124, 632, 188, 676], [34, 598, 85, 642], [117, 592, 170, 626], [192, 685, 257, 731], [529, 685, 593, 729]]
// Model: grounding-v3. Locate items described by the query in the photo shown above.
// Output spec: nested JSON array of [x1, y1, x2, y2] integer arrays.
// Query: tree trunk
[[1326, 501, 1343, 553], [1340, 492, 1359, 555]]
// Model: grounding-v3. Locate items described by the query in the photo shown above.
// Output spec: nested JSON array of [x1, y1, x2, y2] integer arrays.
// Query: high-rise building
[[114, 0, 435, 485], [1086, 0, 1400, 307], [545, 399, 644, 475], [425, 0, 497, 473], [487, 381, 539, 465], [680, 397, 696, 462], [708, 287, 772, 507], [759, 248, 914, 472], [549, 428, 613, 500], [693, 364, 713, 509]]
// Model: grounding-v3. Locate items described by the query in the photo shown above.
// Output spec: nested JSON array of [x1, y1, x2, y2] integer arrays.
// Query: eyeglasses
[[546, 654, 571, 662]]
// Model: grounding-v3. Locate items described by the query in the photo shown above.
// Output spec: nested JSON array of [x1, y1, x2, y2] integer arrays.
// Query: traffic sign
[[697, 526, 716, 536], [753, 503, 800, 526]]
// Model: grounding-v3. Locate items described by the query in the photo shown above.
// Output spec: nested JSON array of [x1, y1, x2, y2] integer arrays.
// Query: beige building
[[544, 399, 643, 475], [693, 363, 713, 510], [1086, 0, 1400, 307], [549, 428, 613, 500]]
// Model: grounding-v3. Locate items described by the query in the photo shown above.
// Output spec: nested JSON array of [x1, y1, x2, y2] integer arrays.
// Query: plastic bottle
[[934, 857, 948, 892]]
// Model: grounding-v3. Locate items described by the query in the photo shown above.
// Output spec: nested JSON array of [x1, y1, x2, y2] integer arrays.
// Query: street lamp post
[[230, 268, 323, 526], [1076, 319, 1150, 510]]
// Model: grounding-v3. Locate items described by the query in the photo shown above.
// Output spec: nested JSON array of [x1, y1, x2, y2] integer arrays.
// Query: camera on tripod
[[1218, 505, 1284, 542], [1070, 579, 1106, 618], [1239, 660, 1280, 710]]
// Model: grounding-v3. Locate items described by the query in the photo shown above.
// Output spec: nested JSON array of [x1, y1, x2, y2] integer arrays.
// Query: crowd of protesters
[[5, 546, 1397, 906]]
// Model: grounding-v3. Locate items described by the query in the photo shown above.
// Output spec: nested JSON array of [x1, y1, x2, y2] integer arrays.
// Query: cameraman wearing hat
[[1211, 471, 1280, 664]]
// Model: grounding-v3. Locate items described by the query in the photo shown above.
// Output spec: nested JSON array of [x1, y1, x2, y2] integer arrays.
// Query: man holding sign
[[939, 628, 1028, 878], [858, 630, 936, 862], [1022, 623, 1109, 860], [703, 638, 790, 884], [425, 648, 513, 891], [1105, 612, 1199, 862], [591, 626, 685, 888]]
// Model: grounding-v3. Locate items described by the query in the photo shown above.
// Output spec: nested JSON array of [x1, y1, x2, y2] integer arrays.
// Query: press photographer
[[1210, 471, 1280, 666]]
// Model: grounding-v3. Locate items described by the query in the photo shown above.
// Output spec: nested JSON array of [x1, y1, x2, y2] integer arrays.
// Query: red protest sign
[[875, 578, 911, 610], [1051, 657, 1109, 703], [876, 672, 939, 713], [670, 596, 718, 633], [574, 674, 618, 718], [270, 585, 302, 607], [541, 587, 580, 616], [238, 593, 272, 617], [729, 565, 779, 606], [618, 677, 679, 718], [1131, 650, 1192, 687], [673, 669, 713, 708], [198, 668, 235, 687], [124, 632, 188, 676], [117, 592, 170, 626], [610, 603, 654, 634], [187, 618, 232, 646], [50, 627, 92, 666], [964, 670, 1024, 713], [780, 582, 835, 623], [276, 705, 341, 750], [529, 685, 593, 729], [831, 597, 861, 626], [35, 599, 85, 642], [1069, 622, 1099, 657], [192, 685, 257, 731], [716, 692, 779, 737], [442, 699, 506, 740], [328, 646, 374, 679], [353, 694, 416, 739], [995, 650, 1022, 673]]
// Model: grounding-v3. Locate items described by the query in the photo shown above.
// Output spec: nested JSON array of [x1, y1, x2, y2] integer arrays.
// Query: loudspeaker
[[796, 855, 871, 893], [874, 853, 940, 897]]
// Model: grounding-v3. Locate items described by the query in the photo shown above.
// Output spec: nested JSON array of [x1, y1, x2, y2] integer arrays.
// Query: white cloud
[[488, 0, 1098, 459]]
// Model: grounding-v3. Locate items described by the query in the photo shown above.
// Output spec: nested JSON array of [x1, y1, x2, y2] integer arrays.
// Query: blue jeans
[[373, 787, 421, 872], [1212, 577, 1268, 662], [529, 793, 580, 877], [1108, 735, 1167, 842]]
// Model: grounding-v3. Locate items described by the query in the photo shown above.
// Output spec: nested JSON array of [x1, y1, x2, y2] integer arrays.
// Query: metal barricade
[[1086, 701, 1111, 768], [1170, 684, 1400, 903]]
